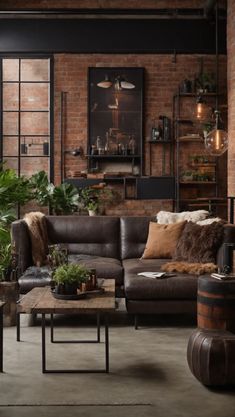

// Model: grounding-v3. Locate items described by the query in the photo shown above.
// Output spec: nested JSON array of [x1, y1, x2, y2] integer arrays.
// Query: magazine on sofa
[[137, 272, 176, 278]]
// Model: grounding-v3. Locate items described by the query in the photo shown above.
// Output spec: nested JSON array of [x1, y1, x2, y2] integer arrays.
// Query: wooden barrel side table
[[197, 276, 235, 333]]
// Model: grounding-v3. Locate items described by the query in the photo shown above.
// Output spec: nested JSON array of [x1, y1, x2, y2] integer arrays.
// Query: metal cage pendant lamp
[[204, 0, 228, 156]]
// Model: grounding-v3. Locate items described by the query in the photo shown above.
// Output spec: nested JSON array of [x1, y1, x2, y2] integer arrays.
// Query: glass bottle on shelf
[[96, 136, 104, 155], [104, 131, 109, 154], [129, 135, 136, 155]]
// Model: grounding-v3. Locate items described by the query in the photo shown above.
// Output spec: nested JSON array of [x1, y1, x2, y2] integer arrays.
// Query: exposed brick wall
[[227, 0, 235, 220], [54, 53, 227, 215], [0, 0, 228, 217]]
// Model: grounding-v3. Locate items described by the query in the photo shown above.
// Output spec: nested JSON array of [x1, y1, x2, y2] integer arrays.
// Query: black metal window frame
[[0, 54, 54, 183]]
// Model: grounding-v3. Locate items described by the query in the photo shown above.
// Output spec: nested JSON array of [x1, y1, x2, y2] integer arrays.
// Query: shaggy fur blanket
[[24, 212, 48, 267], [161, 261, 217, 276]]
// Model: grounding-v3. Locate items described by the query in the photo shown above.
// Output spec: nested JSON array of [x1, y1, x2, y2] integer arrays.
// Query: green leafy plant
[[51, 183, 79, 215], [0, 165, 33, 211], [48, 244, 68, 269], [80, 185, 119, 215], [195, 72, 216, 93], [30, 171, 79, 215], [0, 226, 12, 281], [53, 264, 90, 285]]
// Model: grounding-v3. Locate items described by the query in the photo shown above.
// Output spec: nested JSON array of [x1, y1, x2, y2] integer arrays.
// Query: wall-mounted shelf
[[173, 86, 222, 213], [86, 154, 141, 159], [65, 176, 175, 200], [179, 181, 216, 185]]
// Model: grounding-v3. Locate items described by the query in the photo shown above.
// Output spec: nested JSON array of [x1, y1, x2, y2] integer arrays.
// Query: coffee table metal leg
[[105, 314, 109, 373], [16, 312, 20, 341], [41, 313, 110, 373], [97, 313, 100, 343], [0, 307, 3, 372], [42, 313, 46, 373], [50, 313, 101, 344], [50, 314, 54, 343]]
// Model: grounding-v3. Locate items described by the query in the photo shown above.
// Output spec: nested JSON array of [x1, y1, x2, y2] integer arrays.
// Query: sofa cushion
[[18, 266, 52, 294], [142, 221, 186, 259], [120, 216, 153, 260], [46, 216, 120, 259], [123, 258, 198, 300], [68, 254, 123, 285], [174, 221, 224, 263]]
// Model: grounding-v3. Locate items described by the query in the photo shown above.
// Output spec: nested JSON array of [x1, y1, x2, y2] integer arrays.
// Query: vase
[[88, 210, 96, 216]]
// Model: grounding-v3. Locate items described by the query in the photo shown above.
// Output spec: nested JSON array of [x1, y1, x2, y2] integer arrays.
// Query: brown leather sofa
[[11, 216, 235, 316]]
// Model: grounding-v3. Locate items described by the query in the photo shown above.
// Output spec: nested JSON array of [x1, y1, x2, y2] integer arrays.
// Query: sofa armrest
[[11, 220, 33, 274]]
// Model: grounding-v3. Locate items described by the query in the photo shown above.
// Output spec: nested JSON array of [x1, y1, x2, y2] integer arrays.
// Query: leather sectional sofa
[[11, 215, 235, 316]]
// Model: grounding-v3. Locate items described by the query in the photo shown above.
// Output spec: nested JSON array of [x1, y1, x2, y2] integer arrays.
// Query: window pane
[[3, 83, 19, 110], [3, 112, 19, 135], [3, 157, 18, 174], [2, 59, 19, 82], [21, 83, 49, 110], [20, 112, 49, 135], [20, 136, 50, 156], [21, 156, 50, 178], [3, 136, 18, 156], [21, 59, 50, 82]]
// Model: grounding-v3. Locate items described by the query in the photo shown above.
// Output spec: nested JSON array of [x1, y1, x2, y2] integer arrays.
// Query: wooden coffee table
[[17, 279, 115, 373]]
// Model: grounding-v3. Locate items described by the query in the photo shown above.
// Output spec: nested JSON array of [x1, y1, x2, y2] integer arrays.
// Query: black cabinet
[[88, 67, 144, 176]]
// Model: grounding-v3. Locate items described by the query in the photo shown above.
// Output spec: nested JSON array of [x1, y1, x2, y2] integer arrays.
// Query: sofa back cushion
[[46, 216, 120, 259], [120, 216, 153, 260]]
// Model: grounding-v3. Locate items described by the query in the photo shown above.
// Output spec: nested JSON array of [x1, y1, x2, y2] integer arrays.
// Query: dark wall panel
[[0, 18, 226, 54]]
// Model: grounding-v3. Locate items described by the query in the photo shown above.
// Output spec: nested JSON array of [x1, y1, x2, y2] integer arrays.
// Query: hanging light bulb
[[204, 110, 228, 156], [97, 74, 112, 88], [194, 95, 211, 122]]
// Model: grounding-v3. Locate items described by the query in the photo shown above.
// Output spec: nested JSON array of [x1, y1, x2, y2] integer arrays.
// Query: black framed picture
[[88, 67, 144, 174]]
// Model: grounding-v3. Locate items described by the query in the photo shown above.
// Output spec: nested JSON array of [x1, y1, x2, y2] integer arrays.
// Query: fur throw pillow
[[173, 221, 224, 264], [161, 261, 217, 276], [156, 210, 209, 224]]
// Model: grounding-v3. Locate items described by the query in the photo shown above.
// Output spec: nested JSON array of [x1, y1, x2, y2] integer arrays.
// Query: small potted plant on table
[[53, 264, 90, 297]]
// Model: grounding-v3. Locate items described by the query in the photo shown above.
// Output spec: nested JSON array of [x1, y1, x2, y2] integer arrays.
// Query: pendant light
[[195, 95, 211, 122], [204, 1, 228, 156], [205, 110, 228, 156], [97, 74, 112, 89]]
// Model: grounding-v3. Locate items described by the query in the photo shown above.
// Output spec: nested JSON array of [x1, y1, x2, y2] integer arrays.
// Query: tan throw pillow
[[142, 221, 187, 259]]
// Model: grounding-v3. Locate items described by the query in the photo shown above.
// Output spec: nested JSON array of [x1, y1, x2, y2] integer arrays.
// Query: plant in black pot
[[53, 264, 90, 296]]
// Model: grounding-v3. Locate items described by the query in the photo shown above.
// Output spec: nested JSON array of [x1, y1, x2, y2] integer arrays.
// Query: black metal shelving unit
[[173, 90, 222, 213]]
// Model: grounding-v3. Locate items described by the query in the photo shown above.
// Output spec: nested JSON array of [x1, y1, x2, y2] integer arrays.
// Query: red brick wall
[[0, 0, 228, 216], [227, 0, 235, 219], [54, 53, 227, 215]]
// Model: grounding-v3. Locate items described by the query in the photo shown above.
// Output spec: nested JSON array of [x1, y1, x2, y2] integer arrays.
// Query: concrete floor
[[1, 313, 235, 417]]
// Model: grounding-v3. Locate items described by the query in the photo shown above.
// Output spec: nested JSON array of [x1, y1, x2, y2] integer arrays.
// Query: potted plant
[[53, 264, 90, 295], [80, 185, 119, 216], [0, 216, 19, 326]]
